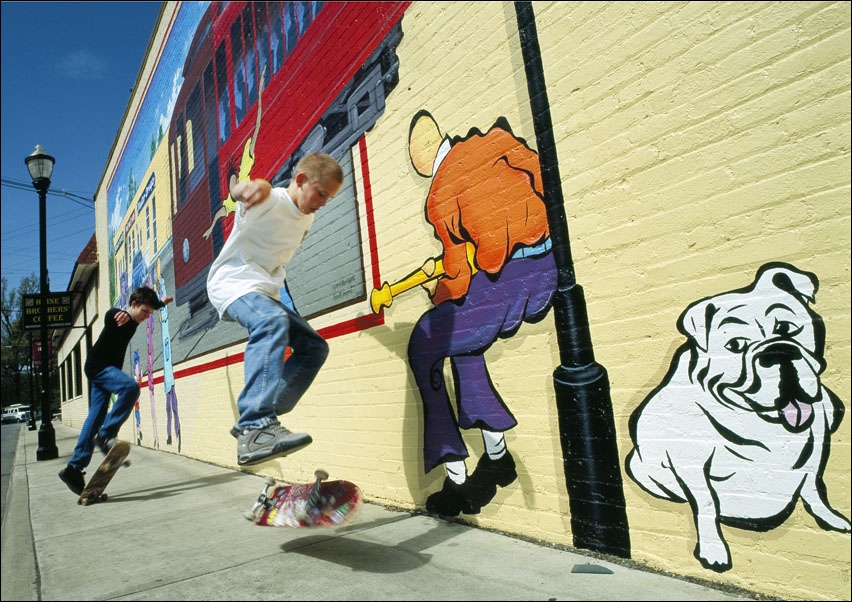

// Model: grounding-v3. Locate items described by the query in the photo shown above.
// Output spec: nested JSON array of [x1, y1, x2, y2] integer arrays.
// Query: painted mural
[[132, 350, 142, 445], [103, 1, 409, 452], [626, 262, 850, 572], [156, 259, 180, 450], [372, 111, 557, 516], [86, 3, 849, 599]]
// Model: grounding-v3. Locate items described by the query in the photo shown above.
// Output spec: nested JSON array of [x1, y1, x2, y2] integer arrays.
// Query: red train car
[[168, 1, 408, 317]]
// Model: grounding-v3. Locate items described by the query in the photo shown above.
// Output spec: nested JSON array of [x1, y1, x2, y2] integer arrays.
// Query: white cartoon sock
[[482, 430, 507, 460], [445, 460, 467, 484]]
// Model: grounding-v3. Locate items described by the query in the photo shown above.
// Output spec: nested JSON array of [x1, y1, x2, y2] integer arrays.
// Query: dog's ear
[[754, 263, 818, 304], [678, 300, 717, 353], [676, 263, 819, 353]]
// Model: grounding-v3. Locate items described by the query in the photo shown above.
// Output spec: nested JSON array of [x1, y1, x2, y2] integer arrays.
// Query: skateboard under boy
[[246, 469, 362, 527], [78, 440, 131, 506]]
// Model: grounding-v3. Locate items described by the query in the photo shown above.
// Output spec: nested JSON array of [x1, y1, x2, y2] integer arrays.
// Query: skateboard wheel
[[101, 493, 109, 501], [315, 469, 329, 481], [124, 460, 132, 467], [265, 477, 276, 486], [244, 511, 257, 522]]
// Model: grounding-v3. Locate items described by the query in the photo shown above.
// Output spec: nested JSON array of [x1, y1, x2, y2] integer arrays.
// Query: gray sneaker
[[94, 434, 116, 455], [237, 424, 312, 466]]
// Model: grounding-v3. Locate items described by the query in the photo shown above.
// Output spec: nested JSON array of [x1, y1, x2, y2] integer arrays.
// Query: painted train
[[113, 1, 408, 337]]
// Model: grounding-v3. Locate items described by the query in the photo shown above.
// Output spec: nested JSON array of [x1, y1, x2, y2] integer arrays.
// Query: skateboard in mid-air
[[78, 440, 131, 506], [246, 469, 362, 527]]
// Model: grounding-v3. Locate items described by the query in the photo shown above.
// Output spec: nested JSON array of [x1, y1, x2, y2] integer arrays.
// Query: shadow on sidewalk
[[107, 470, 246, 502]]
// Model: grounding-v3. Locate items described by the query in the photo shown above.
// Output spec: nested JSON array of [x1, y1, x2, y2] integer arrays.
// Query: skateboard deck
[[78, 441, 131, 506], [246, 470, 362, 528]]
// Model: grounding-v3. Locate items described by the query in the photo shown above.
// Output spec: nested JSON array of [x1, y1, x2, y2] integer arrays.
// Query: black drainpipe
[[515, 1, 630, 558]]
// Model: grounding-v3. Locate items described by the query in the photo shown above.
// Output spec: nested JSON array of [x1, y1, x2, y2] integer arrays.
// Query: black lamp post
[[25, 145, 59, 461], [515, 3, 630, 557]]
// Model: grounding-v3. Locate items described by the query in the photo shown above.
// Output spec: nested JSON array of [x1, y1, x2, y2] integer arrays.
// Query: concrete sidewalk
[[2, 423, 764, 601]]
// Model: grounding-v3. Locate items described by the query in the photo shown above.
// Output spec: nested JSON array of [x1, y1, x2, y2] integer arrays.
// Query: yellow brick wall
[[528, 4, 850, 598], [76, 2, 850, 600]]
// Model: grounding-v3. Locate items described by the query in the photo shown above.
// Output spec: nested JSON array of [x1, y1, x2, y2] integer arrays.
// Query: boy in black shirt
[[59, 286, 172, 494]]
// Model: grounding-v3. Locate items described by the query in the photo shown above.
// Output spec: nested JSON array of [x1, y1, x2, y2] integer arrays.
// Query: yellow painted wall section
[[71, 2, 850, 600]]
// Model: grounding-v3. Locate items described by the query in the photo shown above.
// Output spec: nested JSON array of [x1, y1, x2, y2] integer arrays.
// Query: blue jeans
[[69, 366, 140, 470], [225, 292, 329, 431]]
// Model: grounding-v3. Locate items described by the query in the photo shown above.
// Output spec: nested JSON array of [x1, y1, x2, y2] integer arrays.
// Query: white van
[[1, 405, 31, 424]]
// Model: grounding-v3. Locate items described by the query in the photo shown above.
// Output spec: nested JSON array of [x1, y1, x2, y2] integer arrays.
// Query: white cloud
[[58, 50, 107, 79]]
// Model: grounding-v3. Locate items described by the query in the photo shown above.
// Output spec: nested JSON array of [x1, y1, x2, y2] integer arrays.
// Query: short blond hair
[[295, 153, 343, 185]]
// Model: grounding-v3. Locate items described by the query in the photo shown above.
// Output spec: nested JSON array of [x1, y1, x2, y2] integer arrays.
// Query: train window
[[296, 2, 312, 36], [268, 2, 284, 74], [231, 16, 246, 125], [185, 117, 196, 176], [203, 63, 218, 162], [253, 2, 270, 91], [186, 84, 206, 193], [169, 141, 179, 214], [283, 2, 297, 56], [216, 42, 230, 144], [175, 113, 188, 207], [242, 4, 258, 111]]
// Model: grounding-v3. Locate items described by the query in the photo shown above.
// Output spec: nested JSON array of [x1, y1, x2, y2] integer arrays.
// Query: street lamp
[[515, 3, 629, 557], [25, 145, 58, 461]]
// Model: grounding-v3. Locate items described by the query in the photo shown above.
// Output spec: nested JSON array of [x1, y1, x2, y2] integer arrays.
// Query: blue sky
[[1, 1, 162, 295]]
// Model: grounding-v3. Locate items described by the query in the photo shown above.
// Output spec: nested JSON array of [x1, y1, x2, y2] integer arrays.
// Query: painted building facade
[[60, 2, 849, 599]]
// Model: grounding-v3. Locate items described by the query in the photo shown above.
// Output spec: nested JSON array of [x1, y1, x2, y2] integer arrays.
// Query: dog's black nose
[[757, 343, 802, 367]]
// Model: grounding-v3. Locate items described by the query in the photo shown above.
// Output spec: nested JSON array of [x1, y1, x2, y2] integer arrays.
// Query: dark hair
[[130, 286, 164, 310]]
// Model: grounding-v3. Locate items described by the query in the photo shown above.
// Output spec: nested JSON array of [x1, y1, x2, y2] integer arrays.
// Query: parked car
[[2, 405, 32, 424]]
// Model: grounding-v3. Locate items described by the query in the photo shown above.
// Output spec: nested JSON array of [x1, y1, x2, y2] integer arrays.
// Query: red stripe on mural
[[360, 134, 383, 291]]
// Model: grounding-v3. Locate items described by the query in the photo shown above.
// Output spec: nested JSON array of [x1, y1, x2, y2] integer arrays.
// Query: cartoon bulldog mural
[[626, 262, 850, 572]]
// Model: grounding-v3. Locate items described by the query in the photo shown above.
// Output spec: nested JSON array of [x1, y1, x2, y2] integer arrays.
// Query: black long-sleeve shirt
[[84, 308, 140, 378]]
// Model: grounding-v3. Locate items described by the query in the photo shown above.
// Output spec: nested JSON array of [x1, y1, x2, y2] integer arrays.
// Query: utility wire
[[1, 178, 95, 208]]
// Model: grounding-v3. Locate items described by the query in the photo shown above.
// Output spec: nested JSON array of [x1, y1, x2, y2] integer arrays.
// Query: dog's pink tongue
[[781, 399, 813, 428]]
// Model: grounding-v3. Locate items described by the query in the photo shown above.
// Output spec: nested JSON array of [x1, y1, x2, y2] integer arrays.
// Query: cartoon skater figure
[[404, 111, 557, 516], [145, 277, 160, 449], [157, 260, 181, 451], [133, 350, 143, 445]]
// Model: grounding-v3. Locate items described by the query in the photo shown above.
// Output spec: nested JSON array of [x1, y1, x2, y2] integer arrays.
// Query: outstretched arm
[[231, 178, 272, 211]]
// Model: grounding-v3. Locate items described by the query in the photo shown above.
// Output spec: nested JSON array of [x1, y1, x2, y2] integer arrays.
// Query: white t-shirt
[[206, 187, 313, 317]]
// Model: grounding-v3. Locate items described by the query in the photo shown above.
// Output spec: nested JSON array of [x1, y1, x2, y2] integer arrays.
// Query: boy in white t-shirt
[[206, 153, 343, 465]]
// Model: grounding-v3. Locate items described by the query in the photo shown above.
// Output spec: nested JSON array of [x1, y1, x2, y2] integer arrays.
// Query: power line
[[0, 178, 95, 208], [1, 211, 94, 244], [1, 177, 96, 290]]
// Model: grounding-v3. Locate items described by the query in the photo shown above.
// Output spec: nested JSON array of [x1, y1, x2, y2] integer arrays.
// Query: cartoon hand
[[420, 258, 439, 297]]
